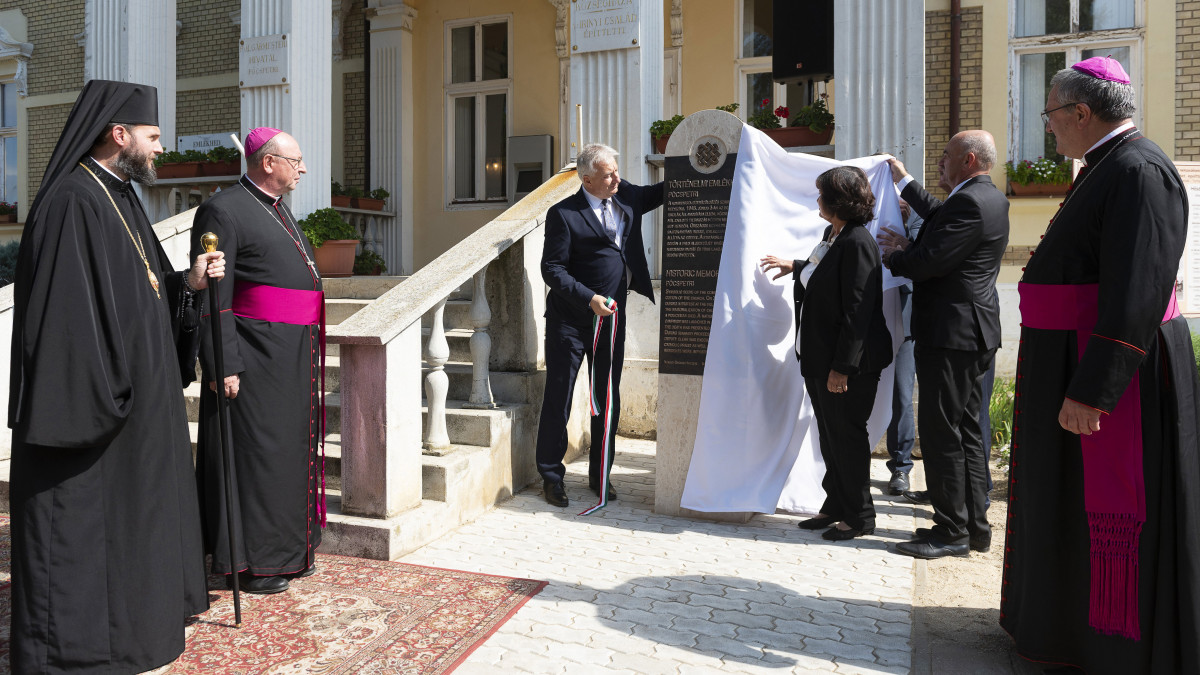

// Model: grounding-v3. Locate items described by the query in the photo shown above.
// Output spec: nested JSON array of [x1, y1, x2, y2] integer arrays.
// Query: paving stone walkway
[[401, 438, 920, 674]]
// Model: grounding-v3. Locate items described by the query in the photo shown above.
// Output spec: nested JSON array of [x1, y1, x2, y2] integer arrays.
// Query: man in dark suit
[[536, 143, 664, 507], [877, 130, 1010, 558]]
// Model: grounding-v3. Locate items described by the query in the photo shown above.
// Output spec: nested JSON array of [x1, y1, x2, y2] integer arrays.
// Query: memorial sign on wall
[[1178, 161, 1200, 316], [659, 139, 736, 376], [240, 34, 289, 88], [571, 0, 640, 54], [178, 133, 237, 153]]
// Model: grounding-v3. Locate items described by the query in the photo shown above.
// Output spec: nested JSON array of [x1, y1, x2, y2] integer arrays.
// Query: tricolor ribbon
[[580, 297, 618, 516]]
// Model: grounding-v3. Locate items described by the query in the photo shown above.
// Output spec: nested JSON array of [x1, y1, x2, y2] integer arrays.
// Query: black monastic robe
[[1002, 130, 1200, 674], [9, 157, 208, 673], [191, 177, 322, 577]]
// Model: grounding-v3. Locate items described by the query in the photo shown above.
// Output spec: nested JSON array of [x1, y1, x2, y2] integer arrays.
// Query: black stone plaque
[[658, 151, 737, 376]]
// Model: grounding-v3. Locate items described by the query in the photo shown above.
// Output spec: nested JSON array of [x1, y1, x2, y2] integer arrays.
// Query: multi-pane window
[[736, 0, 780, 121], [446, 17, 511, 205], [0, 82, 16, 204], [1010, 0, 1139, 163]]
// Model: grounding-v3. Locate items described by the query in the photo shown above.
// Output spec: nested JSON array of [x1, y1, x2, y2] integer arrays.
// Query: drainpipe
[[950, 0, 962, 135]]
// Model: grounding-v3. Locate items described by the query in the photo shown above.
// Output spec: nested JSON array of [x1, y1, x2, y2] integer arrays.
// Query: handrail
[[329, 166, 581, 346]]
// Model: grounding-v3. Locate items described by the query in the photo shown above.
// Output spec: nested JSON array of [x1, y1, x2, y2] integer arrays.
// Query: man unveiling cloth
[[191, 127, 325, 595], [8, 80, 223, 672], [680, 127, 905, 514], [1001, 57, 1200, 674]]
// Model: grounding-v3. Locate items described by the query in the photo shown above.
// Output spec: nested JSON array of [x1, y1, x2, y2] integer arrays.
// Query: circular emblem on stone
[[690, 135, 728, 174]]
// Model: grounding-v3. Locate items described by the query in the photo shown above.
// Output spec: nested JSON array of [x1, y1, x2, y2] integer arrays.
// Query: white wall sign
[[240, 33, 289, 88], [571, 0, 640, 54], [1177, 162, 1200, 316], [178, 133, 237, 152]]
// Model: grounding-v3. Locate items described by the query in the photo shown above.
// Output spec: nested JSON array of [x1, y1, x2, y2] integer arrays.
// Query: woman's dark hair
[[815, 166, 876, 227]]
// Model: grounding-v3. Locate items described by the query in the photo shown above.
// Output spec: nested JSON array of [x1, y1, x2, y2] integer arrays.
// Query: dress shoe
[[894, 538, 969, 559], [543, 479, 569, 507], [902, 490, 931, 505], [822, 525, 875, 541], [798, 515, 837, 530], [228, 574, 289, 594], [913, 527, 991, 553], [589, 480, 617, 501], [888, 471, 910, 495]]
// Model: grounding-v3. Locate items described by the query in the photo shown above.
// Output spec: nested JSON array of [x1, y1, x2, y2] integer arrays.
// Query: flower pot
[[331, 195, 352, 208], [155, 161, 205, 179], [763, 126, 834, 148], [653, 134, 670, 154], [352, 197, 385, 211], [202, 160, 241, 177], [311, 239, 358, 278], [1009, 182, 1068, 197], [0, 213, 15, 223]]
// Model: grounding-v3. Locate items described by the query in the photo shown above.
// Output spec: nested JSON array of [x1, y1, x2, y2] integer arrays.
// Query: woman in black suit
[[760, 166, 893, 541]]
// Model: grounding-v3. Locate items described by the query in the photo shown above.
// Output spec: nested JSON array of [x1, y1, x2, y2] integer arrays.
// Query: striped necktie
[[601, 198, 618, 242]]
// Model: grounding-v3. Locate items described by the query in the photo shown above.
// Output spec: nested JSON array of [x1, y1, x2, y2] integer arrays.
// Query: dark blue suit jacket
[[541, 180, 664, 324]]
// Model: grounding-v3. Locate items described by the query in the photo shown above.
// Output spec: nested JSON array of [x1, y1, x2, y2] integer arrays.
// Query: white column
[[365, 0, 417, 275], [569, 0, 663, 190], [240, 0, 332, 218], [833, 0, 925, 184], [86, 0, 177, 149]]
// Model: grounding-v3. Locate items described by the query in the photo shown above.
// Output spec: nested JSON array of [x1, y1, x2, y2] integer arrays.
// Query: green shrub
[[1192, 332, 1200, 374], [206, 146, 241, 162], [299, 208, 359, 248], [353, 249, 387, 275], [989, 377, 1016, 460], [0, 240, 19, 286]]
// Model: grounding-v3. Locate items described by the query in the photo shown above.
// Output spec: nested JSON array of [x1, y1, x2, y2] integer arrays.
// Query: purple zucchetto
[[244, 126, 283, 156], [1071, 56, 1131, 84]]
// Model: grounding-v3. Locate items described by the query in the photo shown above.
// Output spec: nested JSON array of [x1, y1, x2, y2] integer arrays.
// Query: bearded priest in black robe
[[1001, 57, 1200, 674], [191, 127, 324, 595], [7, 80, 224, 673]]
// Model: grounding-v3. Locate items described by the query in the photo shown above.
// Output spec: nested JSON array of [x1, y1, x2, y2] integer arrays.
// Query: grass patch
[[990, 377, 1015, 466]]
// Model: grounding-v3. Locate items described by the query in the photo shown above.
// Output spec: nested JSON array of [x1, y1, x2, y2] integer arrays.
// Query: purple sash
[[1018, 282, 1180, 639], [232, 281, 329, 527]]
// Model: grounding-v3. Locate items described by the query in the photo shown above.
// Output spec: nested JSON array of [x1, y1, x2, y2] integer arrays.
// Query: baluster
[[463, 267, 496, 409], [423, 297, 451, 449]]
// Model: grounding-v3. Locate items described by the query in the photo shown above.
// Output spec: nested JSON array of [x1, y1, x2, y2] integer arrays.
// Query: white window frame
[[444, 14, 513, 210], [0, 81, 15, 205], [1007, 1, 1143, 165], [734, 1, 786, 121]]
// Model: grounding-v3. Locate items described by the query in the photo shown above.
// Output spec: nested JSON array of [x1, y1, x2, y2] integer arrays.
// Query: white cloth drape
[[680, 126, 906, 515]]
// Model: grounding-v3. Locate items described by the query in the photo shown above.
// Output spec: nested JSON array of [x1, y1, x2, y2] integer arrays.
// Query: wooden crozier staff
[[201, 231, 242, 628]]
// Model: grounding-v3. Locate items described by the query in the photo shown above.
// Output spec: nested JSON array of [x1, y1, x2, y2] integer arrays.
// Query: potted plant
[[0, 201, 17, 223], [788, 94, 835, 146], [747, 98, 785, 131], [354, 187, 389, 211], [649, 114, 684, 154], [203, 146, 242, 176], [1005, 157, 1071, 196], [353, 248, 388, 276], [154, 150, 207, 178], [299, 207, 360, 278], [331, 180, 352, 208]]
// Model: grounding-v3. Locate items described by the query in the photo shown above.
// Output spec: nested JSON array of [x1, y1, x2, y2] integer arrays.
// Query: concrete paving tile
[[875, 619, 910, 637], [843, 603, 910, 624], [745, 600, 810, 621], [609, 652, 680, 674], [651, 601, 715, 620], [677, 665, 732, 675], [809, 610, 878, 632], [632, 623, 701, 648], [612, 606, 676, 627], [669, 617, 738, 638], [832, 658, 909, 674], [838, 628, 910, 652], [591, 631, 661, 656], [872, 648, 912, 668], [497, 649, 568, 673], [543, 642, 617, 666], [666, 579, 727, 596], [707, 608, 775, 631], [801, 637, 877, 663], [774, 618, 842, 641], [691, 635, 764, 660]]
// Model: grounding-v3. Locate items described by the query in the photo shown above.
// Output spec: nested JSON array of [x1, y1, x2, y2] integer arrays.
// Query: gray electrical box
[[507, 134, 553, 203]]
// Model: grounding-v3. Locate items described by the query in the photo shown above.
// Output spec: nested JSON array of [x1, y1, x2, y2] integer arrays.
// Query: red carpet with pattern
[[0, 516, 545, 673]]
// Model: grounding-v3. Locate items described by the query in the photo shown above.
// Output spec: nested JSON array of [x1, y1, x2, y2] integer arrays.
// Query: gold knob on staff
[[201, 232, 219, 254]]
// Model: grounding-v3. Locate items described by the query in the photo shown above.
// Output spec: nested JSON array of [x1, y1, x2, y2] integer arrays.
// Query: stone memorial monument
[[1177, 162, 1200, 316], [655, 109, 752, 520]]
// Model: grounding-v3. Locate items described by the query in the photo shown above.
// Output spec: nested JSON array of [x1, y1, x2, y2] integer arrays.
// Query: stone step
[[325, 298, 371, 325], [439, 363, 540, 404], [421, 328, 474, 363], [420, 299, 473, 332], [420, 400, 516, 448]]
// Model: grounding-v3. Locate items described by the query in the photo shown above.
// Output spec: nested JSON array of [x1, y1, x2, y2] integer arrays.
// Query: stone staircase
[[174, 275, 547, 559]]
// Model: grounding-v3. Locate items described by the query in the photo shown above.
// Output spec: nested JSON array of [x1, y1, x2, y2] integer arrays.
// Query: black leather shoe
[[288, 563, 318, 578], [913, 527, 991, 552], [894, 538, 970, 559], [902, 490, 931, 505], [822, 525, 875, 541], [798, 515, 837, 530], [589, 481, 617, 501], [228, 574, 289, 594], [888, 471, 910, 495], [544, 480, 569, 507]]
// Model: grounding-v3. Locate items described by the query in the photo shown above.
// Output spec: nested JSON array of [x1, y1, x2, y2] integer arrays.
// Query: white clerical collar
[[244, 174, 281, 201], [87, 155, 127, 183], [1083, 122, 1135, 163]]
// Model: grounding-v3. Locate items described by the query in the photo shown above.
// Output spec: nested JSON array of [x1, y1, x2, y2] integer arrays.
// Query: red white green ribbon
[[580, 298, 618, 516]]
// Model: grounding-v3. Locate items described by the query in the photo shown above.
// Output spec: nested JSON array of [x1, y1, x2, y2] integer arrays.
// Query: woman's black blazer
[[793, 223, 893, 380]]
